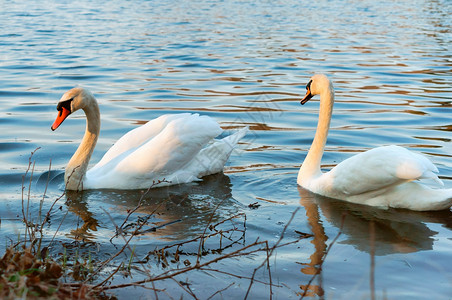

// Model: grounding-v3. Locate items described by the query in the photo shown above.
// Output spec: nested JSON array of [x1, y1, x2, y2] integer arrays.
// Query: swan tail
[[428, 191, 452, 211], [220, 126, 248, 147], [186, 127, 248, 178], [390, 183, 452, 211]]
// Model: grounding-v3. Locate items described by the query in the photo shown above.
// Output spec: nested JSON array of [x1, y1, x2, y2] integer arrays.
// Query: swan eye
[[306, 80, 312, 91], [56, 98, 73, 113]]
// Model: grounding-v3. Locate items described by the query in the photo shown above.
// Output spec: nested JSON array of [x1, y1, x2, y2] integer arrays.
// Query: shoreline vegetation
[[1, 150, 321, 299]]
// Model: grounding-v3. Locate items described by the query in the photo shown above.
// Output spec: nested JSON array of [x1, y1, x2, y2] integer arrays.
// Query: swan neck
[[298, 88, 334, 184], [65, 99, 100, 190]]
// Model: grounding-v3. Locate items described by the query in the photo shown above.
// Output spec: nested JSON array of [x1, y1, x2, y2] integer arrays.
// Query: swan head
[[301, 74, 333, 105], [51, 87, 95, 131]]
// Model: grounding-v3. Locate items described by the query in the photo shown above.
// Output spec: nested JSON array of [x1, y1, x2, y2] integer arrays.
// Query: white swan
[[51, 87, 247, 191], [297, 74, 452, 211]]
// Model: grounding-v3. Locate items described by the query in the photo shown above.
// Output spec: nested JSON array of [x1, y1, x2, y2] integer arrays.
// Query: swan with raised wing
[[51, 87, 247, 191], [297, 74, 452, 211]]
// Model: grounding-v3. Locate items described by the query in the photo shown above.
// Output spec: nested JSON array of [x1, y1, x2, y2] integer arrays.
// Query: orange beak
[[51, 107, 71, 131], [300, 88, 314, 105]]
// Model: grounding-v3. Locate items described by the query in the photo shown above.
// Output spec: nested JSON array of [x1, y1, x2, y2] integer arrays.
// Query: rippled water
[[1, 0, 451, 299]]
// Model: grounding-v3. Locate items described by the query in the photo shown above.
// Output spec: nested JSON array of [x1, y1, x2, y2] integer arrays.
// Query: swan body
[[51, 87, 247, 191], [297, 74, 452, 211]]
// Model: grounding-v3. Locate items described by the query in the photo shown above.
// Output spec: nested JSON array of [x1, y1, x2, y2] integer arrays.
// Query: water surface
[[1, 0, 451, 299]]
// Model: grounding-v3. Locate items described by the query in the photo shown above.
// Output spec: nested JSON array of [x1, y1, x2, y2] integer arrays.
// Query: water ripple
[[0, 0, 451, 298]]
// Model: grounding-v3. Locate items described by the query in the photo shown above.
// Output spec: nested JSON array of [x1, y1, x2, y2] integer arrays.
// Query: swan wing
[[324, 145, 441, 196], [92, 113, 193, 169], [87, 114, 223, 188]]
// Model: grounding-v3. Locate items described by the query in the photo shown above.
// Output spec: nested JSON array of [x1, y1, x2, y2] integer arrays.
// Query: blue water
[[1, 0, 451, 298]]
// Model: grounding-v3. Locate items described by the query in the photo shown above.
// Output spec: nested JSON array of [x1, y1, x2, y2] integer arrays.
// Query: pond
[[1, 0, 451, 299]]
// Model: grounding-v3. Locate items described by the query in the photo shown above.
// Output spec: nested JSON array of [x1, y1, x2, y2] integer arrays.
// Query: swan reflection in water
[[39, 172, 238, 243], [297, 186, 452, 297]]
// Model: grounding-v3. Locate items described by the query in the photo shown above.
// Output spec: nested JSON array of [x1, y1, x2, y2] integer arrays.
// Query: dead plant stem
[[244, 207, 300, 299]]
